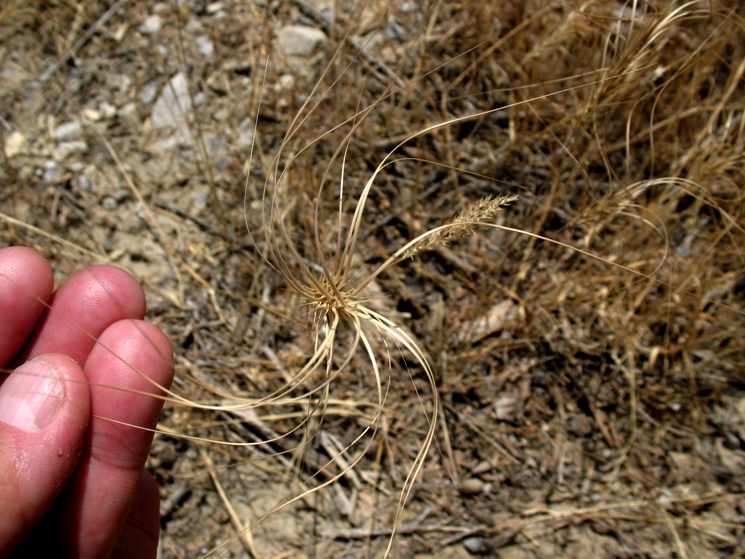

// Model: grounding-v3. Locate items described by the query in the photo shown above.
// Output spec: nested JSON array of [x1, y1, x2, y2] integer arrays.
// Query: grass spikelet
[[403, 193, 520, 260], [1, 0, 744, 557]]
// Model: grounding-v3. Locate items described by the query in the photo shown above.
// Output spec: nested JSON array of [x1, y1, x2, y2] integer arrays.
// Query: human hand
[[0, 246, 174, 558]]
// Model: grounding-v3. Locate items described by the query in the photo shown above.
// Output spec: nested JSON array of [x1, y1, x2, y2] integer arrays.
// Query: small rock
[[205, 133, 227, 157], [277, 25, 327, 57], [119, 102, 138, 119], [195, 35, 214, 57], [42, 163, 60, 183], [82, 108, 102, 122], [206, 2, 223, 14], [185, 18, 203, 33], [723, 430, 740, 450], [223, 59, 252, 75], [100, 102, 117, 118], [114, 188, 130, 203], [140, 14, 162, 35], [54, 141, 88, 160], [458, 478, 484, 496], [567, 413, 593, 437], [54, 121, 83, 141], [215, 156, 231, 171], [111, 23, 127, 42], [532, 369, 549, 388], [461, 299, 518, 342], [276, 73, 295, 91], [107, 73, 132, 93], [76, 174, 92, 192], [213, 107, 228, 121], [463, 536, 492, 555], [471, 461, 492, 476], [101, 196, 117, 211], [151, 72, 193, 147], [141, 82, 159, 105], [4, 130, 29, 157], [494, 393, 518, 421], [236, 118, 255, 148]]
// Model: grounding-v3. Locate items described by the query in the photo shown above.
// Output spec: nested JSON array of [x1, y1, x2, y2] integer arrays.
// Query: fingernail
[[0, 359, 64, 432]]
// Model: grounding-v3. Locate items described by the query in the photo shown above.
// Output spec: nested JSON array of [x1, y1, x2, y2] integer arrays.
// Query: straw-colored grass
[[1, 0, 743, 557]]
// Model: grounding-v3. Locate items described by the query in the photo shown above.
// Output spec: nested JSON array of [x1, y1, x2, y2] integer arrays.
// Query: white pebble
[[82, 108, 102, 122], [140, 14, 162, 35], [277, 74, 295, 91], [141, 82, 159, 105], [76, 174, 92, 191], [42, 164, 59, 183], [4, 131, 29, 158], [196, 35, 214, 57], [102, 196, 117, 211], [99, 102, 117, 118], [236, 118, 255, 148], [151, 72, 193, 147], [54, 121, 83, 141], [54, 141, 88, 160], [277, 25, 327, 57]]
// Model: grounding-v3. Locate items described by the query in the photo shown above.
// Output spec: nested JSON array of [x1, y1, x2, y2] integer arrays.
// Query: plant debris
[[1, 0, 744, 557]]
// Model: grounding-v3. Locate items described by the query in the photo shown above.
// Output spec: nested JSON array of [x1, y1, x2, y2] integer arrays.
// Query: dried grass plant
[[1, 0, 744, 557]]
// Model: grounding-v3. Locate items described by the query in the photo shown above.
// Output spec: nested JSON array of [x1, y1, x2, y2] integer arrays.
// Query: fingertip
[[0, 246, 54, 366], [0, 352, 91, 438], [76, 265, 147, 318], [85, 319, 173, 470], [94, 319, 174, 394], [0, 354, 90, 553], [37, 321, 173, 558], [23, 264, 148, 365], [0, 246, 53, 278]]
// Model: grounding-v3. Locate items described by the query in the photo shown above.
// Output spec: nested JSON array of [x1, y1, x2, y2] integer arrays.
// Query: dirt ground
[[1, 0, 744, 558]]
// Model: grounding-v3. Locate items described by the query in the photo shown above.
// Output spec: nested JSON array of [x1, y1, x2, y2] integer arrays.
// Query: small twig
[[200, 448, 261, 559], [160, 482, 189, 519], [318, 431, 362, 490], [659, 504, 689, 559], [154, 199, 225, 236], [331, 507, 439, 540]]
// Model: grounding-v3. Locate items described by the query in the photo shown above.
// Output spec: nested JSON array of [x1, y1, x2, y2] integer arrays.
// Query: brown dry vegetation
[[1, 0, 744, 558]]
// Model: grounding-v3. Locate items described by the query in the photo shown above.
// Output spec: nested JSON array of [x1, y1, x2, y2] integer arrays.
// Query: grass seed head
[[404, 193, 520, 260]]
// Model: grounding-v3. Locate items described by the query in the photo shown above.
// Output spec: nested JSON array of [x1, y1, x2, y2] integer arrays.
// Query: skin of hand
[[0, 246, 174, 559]]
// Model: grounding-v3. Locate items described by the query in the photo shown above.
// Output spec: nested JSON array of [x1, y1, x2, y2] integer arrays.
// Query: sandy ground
[[1, 0, 744, 557]]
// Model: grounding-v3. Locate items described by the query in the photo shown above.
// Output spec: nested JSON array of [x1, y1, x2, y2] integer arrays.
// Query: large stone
[[54, 120, 83, 141], [4, 131, 29, 157], [140, 14, 162, 35], [195, 35, 214, 57], [150, 72, 193, 148], [277, 25, 327, 57]]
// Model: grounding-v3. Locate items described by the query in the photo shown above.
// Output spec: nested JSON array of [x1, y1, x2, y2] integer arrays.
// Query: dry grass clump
[[1, 0, 744, 557]]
